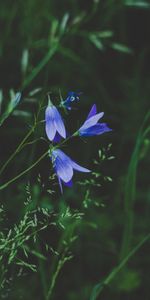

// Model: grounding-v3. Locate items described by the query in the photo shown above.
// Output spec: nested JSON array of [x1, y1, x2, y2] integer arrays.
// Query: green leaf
[[0, 92, 21, 126], [12, 110, 32, 118], [96, 30, 114, 38], [111, 42, 133, 54], [21, 49, 29, 75], [59, 13, 69, 36], [125, 0, 150, 9], [89, 35, 104, 50]]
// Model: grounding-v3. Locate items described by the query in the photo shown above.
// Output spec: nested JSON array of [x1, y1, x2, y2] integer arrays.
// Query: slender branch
[[0, 97, 45, 176], [0, 126, 35, 176], [22, 42, 59, 89], [46, 221, 77, 300], [90, 233, 150, 300], [105, 234, 150, 285], [0, 151, 48, 191], [46, 252, 72, 300]]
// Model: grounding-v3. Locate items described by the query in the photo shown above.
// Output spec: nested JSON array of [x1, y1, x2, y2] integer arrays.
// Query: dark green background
[[0, 1, 150, 299]]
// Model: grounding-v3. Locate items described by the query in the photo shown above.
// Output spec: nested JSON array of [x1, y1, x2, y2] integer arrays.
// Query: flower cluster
[[61, 91, 81, 110], [45, 92, 112, 192]]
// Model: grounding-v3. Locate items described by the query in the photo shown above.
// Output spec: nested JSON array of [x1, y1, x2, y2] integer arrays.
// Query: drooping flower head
[[45, 97, 66, 142], [61, 91, 81, 110], [78, 104, 112, 137], [51, 149, 90, 193]]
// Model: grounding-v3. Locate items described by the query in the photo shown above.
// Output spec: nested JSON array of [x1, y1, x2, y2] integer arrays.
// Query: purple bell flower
[[62, 91, 81, 110], [51, 149, 90, 193], [45, 98, 66, 142], [78, 104, 112, 137]]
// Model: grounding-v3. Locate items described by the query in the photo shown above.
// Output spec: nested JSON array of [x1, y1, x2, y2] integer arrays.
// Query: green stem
[[0, 126, 35, 176], [36, 239, 48, 299], [54, 131, 78, 150], [90, 233, 150, 300], [105, 234, 150, 285], [119, 113, 150, 260], [0, 96, 45, 176], [22, 42, 59, 90], [0, 263, 5, 291], [0, 151, 48, 191], [46, 221, 77, 300]]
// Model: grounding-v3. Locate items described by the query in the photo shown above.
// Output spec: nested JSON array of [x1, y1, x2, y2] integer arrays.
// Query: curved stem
[[90, 233, 150, 300], [22, 42, 59, 90], [105, 234, 150, 285], [0, 97, 45, 176], [0, 126, 35, 175], [54, 131, 78, 150], [0, 151, 48, 191], [46, 221, 77, 300]]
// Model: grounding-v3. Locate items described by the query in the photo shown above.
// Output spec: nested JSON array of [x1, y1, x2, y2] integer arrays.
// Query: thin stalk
[[0, 126, 78, 189], [119, 112, 150, 260], [22, 42, 59, 90], [46, 221, 77, 300], [90, 233, 150, 300], [54, 131, 78, 150], [46, 249, 70, 300], [0, 151, 48, 191], [105, 235, 150, 285], [0, 126, 35, 176], [0, 96, 45, 176]]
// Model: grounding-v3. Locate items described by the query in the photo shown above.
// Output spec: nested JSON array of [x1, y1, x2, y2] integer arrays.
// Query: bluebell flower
[[51, 149, 90, 193], [62, 91, 81, 110], [45, 98, 66, 142], [78, 104, 112, 137]]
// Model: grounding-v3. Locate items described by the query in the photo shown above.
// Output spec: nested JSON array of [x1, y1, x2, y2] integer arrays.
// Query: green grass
[[0, 1, 150, 299]]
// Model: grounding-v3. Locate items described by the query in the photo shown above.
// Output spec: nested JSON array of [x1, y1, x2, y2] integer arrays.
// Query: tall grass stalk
[[120, 112, 150, 260], [46, 220, 79, 300], [90, 232, 150, 300], [0, 151, 48, 191]]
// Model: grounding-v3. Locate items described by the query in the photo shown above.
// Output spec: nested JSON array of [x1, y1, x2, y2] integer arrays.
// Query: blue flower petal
[[71, 160, 91, 173], [45, 107, 57, 141], [79, 123, 112, 137], [62, 91, 81, 110], [79, 112, 104, 132], [64, 179, 73, 187], [65, 91, 80, 103], [53, 132, 62, 143], [53, 106, 66, 138], [52, 149, 73, 183], [51, 149, 90, 192], [45, 104, 66, 141], [86, 104, 97, 120]]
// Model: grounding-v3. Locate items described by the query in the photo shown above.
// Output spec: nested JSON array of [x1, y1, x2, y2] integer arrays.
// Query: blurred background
[[0, 1, 150, 299]]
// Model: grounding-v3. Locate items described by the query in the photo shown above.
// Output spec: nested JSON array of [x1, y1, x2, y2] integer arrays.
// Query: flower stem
[[90, 232, 150, 300], [0, 97, 45, 176], [0, 126, 35, 176], [0, 151, 48, 191], [22, 42, 59, 89], [54, 131, 78, 150]]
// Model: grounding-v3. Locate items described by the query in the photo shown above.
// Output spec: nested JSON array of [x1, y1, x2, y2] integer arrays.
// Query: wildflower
[[62, 91, 81, 110], [78, 104, 112, 137], [45, 98, 66, 142], [51, 149, 90, 193]]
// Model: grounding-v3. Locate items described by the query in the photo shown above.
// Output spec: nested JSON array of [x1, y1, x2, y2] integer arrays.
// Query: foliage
[[0, 0, 150, 299]]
